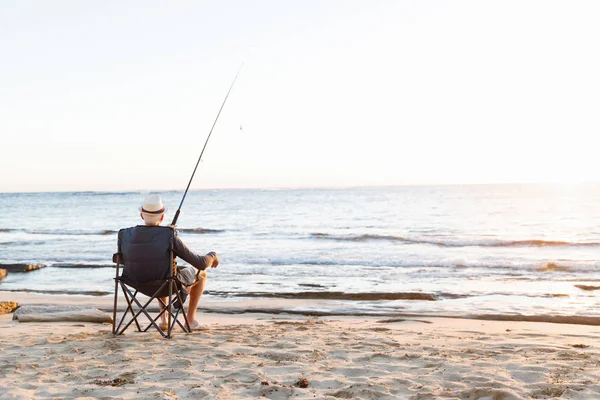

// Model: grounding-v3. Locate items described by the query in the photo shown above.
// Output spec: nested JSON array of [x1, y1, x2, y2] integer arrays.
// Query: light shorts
[[177, 266, 200, 286]]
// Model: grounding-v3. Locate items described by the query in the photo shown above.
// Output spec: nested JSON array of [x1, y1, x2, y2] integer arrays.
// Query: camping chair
[[112, 225, 190, 338]]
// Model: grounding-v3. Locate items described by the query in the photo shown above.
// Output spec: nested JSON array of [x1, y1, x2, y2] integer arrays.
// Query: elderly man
[[138, 194, 218, 330]]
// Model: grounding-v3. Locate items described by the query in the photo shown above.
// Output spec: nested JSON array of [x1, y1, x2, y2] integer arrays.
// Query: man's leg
[[186, 270, 207, 324], [158, 297, 168, 326]]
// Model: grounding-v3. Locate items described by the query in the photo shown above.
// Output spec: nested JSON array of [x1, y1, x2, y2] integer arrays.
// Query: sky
[[1, 0, 599, 192]]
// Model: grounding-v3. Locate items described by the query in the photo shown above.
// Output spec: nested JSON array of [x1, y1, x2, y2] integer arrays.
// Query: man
[[138, 194, 218, 330]]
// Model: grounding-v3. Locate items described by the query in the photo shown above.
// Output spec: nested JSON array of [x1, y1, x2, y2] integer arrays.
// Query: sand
[[1, 294, 599, 399]]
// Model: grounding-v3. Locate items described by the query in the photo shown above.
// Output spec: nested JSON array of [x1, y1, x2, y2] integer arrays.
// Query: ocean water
[[1, 184, 600, 320]]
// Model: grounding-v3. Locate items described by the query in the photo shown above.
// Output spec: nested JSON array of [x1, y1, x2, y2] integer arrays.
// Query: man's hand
[[207, 251, 219, 268]]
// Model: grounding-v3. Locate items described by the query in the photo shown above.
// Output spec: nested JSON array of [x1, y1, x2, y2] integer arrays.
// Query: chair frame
[[112, 233, 191, 339]]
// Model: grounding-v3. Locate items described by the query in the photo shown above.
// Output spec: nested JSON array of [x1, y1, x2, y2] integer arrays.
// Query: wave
[[206, 290, 441, 301], [244, 258, 599, 274], [178, 228, 225, 234], [0, 288, 110, 296], [310, 233, 600, 248], [50, 263, 113, 269], [0, 227, 225, 236], [0, 240, 49, 246], [206, 290, 581, 301], [0, 228, 117, 236], [536, 261, 573, 273], [60, 191, 137, 197]]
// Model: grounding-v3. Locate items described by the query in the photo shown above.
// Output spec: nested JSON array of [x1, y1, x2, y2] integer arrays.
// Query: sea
[[1, 184, 600, 323]]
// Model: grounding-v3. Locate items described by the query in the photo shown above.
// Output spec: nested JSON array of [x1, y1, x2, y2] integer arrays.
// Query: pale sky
[[1, 1, 599, 192]]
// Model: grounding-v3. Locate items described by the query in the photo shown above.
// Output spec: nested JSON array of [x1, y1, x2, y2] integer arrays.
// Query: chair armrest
[[113, 253, 124, 264]]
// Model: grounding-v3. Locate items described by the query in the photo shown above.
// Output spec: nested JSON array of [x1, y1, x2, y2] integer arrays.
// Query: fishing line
[[171, 64, 243, 226]]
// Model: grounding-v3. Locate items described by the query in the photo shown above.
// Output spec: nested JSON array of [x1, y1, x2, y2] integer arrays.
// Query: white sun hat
[[139, 194, 167, 215]]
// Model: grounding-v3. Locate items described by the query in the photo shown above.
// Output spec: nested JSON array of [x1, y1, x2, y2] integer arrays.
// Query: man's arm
[[173, 236, 218, 270]]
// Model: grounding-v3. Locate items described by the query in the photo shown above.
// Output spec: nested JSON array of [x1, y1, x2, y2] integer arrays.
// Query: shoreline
[[2, 291, 600, 327]]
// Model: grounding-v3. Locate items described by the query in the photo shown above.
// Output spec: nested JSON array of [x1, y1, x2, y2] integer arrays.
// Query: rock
[[13, 305, 113, 324], [15, 310, 113, 324], [0, 302, 19, 315], [0, 264, 46, 273], [571, 343, 590, 348], [296, 378, 309, 388], [0, 268, 6, 281], [14, 304, 84, 315], [575, 284, 600, 291]]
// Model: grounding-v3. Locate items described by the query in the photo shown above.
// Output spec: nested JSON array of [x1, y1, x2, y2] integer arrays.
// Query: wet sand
[[1, 293, 600, 399]]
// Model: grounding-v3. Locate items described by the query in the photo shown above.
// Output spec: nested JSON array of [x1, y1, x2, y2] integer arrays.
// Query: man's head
[[140, 194, 166, 226]]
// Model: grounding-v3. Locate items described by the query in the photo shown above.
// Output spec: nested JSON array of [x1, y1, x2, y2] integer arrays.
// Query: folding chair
[[112, 225, 190, 338]]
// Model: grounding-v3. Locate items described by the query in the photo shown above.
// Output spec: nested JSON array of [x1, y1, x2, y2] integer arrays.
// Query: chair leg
[[168, 280, 173, 339], [121, 301, 168, 338], [122, 286, 142, 332], [146, 306, 182, 334], [113, 279, 189, 338], [113, 263, 121, 336], [112, 279, 119, 335], [174, 288, 191, 333], [115, 284, 140, 335], [114, 284, 133, 335], [141, 285, 189, 335], [151, 292, 189, 333], [119, 282, 170, 338], [143, 298, 169, 333]]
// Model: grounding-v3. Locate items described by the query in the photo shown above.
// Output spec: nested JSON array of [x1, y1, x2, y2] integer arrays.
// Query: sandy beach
[[0, 294, 599, 399]]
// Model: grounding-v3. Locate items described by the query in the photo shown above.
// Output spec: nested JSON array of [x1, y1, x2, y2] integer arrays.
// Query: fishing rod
[[171, 64, 243, 226]]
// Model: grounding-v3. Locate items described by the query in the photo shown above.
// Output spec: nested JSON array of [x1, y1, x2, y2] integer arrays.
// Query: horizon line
[[2, 181, 600, 195]]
